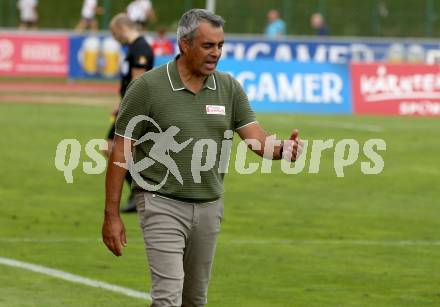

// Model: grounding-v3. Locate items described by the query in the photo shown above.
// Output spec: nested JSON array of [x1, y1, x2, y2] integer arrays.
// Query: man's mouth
[[204, 60, 217, 70]]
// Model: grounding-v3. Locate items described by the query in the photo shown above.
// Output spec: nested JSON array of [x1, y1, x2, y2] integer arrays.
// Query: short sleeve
[[131, 41, 154, 71], [115, 76, 150, 141], [231, 77, 256, 130]]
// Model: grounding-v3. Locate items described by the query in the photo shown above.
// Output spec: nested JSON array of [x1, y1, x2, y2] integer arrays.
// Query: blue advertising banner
[[220, 37, 440, 64], [68, 34, 440, 79], [69, 34, 173, 79], [69, 34, 123, 79], [167, 37, 383, 63], [217, 59, 352, 114], [119, 36, 440, 64]]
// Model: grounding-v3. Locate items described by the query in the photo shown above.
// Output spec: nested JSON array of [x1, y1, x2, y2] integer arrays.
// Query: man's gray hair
[[177, 9, 225, 44]]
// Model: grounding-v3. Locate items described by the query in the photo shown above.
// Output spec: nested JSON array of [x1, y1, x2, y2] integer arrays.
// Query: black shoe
[[120, 194, 137, 213]]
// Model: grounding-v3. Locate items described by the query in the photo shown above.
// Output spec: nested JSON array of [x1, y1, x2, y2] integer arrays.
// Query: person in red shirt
[[152, 26, 174, 56]]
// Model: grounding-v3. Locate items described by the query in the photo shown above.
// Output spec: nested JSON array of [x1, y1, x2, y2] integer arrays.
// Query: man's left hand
[[283, 129, 305, 161]]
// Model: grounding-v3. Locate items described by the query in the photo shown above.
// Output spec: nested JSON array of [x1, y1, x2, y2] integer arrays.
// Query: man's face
[[311, 14, 323, 28], [110, 23, 127, 45], [182, 22, 224, 77], [267, 10, 278, 22]]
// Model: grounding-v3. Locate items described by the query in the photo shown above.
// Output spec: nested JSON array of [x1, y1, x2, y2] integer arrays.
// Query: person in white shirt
[[75, 0, 103, 33], [126, 0, 156, 30], [17, 0, 38, 30]]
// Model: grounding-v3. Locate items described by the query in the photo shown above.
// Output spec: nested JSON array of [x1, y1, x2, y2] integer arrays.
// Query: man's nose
[[211, 46, 221, 58]]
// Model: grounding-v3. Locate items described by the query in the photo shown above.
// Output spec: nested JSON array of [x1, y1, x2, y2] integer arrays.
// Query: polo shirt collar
[[204, 72, 217, 90], [166, 57, 217, 92]]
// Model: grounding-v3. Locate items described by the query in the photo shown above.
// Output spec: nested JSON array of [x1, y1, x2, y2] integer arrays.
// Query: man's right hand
[[102, 212, 127, 257], [103, 136, 133, 256]]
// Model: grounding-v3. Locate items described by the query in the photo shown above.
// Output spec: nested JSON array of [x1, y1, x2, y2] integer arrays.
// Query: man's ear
[[180, 39, 190, 54]]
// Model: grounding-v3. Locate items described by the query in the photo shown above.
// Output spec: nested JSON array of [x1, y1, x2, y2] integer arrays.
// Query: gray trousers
[[135, 192, 224, 307]]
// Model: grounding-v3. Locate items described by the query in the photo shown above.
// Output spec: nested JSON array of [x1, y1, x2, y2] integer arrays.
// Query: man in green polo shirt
[[102, 8, 302, 306]]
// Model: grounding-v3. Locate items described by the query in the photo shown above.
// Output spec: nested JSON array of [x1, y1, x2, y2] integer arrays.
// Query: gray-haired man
[[102, 9, 302, 306]]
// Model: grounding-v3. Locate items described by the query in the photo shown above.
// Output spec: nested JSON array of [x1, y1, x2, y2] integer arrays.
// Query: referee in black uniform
[[106, 13, 154, 212]]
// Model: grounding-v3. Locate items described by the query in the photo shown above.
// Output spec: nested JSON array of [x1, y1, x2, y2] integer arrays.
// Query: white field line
[[228, 239, 440, 246], [0, 257, 151, 301], [274, 117, 384, 133], [0, 238, 109, 243], [1, 237, 440, 246], [307, 120, 385, 133]]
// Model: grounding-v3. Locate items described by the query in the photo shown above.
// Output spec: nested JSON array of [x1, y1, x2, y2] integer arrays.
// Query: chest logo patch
[[206, 105, 226, 115]]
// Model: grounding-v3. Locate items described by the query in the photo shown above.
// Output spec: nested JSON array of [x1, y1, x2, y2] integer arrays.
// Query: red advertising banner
[[0, 33, 68, 77], [351, 63, 440, 116]]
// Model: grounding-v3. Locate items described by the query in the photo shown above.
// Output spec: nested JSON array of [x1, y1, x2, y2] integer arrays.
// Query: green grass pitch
[[0, 102, 439, 306]]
